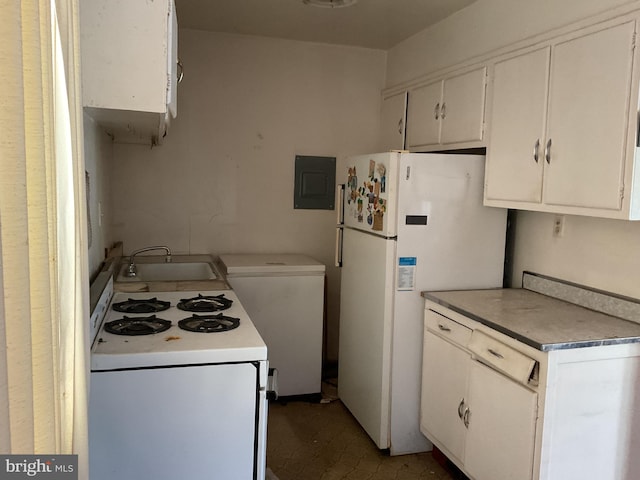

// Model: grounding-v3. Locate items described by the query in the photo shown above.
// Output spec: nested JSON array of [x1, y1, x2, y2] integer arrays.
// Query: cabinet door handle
[[398, 118, 404, 134], [545, 138, 552, 164], [440, 102, 446, 119], [463, 407, 470, 428], [487, 348, 504, 359], [533, 139, 540, 163], [437, 323, 451, 332], [434, 103, 440, 120], [177, 59, 184, 83], [458, 398, 465, 419]]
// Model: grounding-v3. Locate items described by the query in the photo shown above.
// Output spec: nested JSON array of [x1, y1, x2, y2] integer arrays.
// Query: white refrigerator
[[336, 151, 507, 455]]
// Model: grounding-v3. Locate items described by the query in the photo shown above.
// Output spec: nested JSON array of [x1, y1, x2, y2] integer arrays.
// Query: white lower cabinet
[[464, 360, 537, 480], [420, 326, 470, 463], [421, 309, 537, 480], [422, 301, 640, 480]]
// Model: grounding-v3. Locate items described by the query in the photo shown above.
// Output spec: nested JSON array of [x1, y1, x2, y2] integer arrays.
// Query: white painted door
[[485, 47, 550, 203], [380, 91, 407, 151], [337, 227, 396, 450], [544, 21, 635, 210], [406, 80, 442, 148], [464, 361, 538, 480], [420, 329, 470, 462], [440, 67, 487, 144]]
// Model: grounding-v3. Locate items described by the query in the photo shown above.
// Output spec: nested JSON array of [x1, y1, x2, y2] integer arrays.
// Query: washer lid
[[219, 254, 325, 275]]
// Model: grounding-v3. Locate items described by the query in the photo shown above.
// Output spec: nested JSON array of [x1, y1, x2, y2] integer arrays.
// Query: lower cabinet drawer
[[425, 309, 472, 347], [468, 330, 536, 385]]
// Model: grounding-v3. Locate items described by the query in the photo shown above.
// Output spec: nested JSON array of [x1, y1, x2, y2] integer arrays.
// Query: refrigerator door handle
[[336, 183, 345, 226], [335, 226, 343, 267]]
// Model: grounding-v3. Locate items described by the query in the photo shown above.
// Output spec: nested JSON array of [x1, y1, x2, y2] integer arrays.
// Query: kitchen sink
[[116, 261, 218, 282]]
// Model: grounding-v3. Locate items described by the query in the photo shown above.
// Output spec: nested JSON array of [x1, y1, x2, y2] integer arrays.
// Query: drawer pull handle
[[438, 324, 451, 332], [463, 407, 470, 428], [488, 348, 504, 359], [458, 398, 465, 419]]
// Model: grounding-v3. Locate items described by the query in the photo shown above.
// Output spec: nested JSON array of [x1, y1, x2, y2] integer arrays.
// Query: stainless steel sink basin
[[117, 261, 218, 282]]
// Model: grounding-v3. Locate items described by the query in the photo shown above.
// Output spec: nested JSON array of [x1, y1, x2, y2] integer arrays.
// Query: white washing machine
[[219, 254, 325, 398]]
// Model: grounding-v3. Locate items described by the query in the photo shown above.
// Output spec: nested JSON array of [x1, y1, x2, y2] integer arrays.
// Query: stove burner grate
[[104, 315, 172, 336], [112, 297, 171, 314], [177, 294, 233, 312], [178, 313, 240, 333]]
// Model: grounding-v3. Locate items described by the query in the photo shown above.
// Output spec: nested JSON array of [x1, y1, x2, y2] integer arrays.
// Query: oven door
[[90, 361, 263, 480], [256, 361, 269, 480]]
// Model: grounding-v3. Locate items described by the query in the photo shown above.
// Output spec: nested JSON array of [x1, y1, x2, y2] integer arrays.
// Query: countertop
[[422, 288, 640, 351]]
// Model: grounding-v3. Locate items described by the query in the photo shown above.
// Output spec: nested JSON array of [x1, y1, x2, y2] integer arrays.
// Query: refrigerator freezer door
[[343, 152, 400, 237], [338, 227, 396, 449], [395, 153, 507, 291]]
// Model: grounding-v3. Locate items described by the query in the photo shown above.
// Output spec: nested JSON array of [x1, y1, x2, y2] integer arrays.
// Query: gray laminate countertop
[[422, 288, 640, 351]]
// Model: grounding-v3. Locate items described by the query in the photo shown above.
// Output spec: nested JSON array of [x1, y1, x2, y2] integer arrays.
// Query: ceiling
[[174, 0, 478, 50]]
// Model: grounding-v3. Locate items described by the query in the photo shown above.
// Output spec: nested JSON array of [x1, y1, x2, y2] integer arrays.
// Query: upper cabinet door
[[406, 80, 443, 148], [405, 67, 487, 150], [544, 21, 635, 211], [485, 47, 550, 203], [484, 18, 640, 219], [81, 0, 178, 145], [440, 67, 487, 145], [379, 91, 407, 151]]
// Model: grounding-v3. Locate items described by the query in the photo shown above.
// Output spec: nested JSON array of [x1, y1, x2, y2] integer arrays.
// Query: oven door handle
[[267, 368, 279, 401]]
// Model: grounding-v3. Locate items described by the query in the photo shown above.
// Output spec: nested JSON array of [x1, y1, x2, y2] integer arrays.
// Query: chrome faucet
[[125, 245, 172, 277]]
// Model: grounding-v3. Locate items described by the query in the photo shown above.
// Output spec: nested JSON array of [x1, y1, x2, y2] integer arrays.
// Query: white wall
[[512, 212, 640, 298], [84, 114, 113, 278], [110, 30, 387, 363], [387, 0, 636, 87], [386, 0, 640, 299]]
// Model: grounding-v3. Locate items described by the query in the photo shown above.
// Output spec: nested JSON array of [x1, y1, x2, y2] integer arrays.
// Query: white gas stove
[[91, 289, 267, 369], [89, 282, 269, 480]]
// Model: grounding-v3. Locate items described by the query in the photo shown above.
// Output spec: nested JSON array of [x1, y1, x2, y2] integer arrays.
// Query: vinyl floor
[[266, 382, 467, 480]]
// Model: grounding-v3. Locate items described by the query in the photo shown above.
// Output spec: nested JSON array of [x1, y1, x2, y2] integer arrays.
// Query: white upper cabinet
[[544, 22, 633, 210], [406, 80, 442, 147], [406, 67, 487, 150], [440, 68, 488, 145], [484, 47, 550, 204], [81, 0, 179, 145], [485, 19, 640, 219], [379, 91, 407, 151]]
